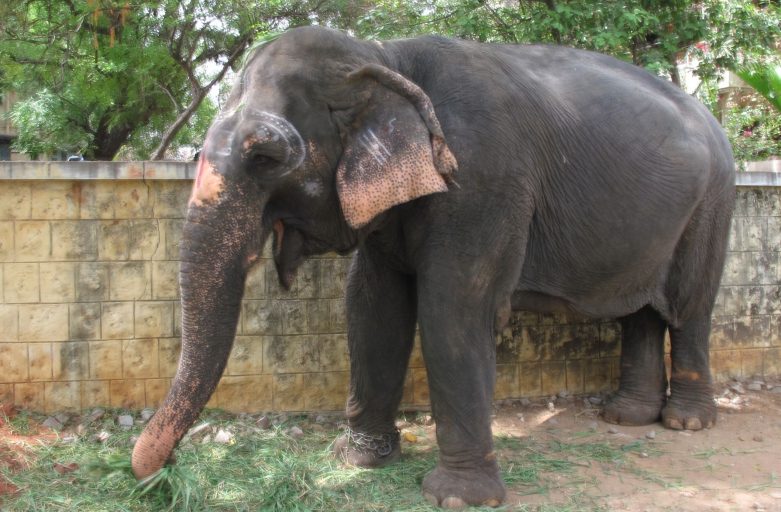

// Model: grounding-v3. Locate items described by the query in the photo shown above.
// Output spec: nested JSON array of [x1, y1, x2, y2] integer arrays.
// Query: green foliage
[[0, 1, 282, 159], [736, 63, 781, 112], [1, 1, 183, 159], [356, 0, 780, 83], [1, 0, 779, 160], [355, 0, 781, 161], [723, 105, 781, 164]]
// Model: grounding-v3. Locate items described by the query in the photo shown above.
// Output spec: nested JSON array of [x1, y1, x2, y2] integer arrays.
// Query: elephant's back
[[483, 44, 732, 318]]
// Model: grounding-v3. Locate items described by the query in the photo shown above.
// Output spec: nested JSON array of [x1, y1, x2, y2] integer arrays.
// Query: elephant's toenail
[[442, 496, 467, 509], [666, 418, 683, 430], [684, 417, 702, 430], [483, 498, 502, 507], [423, 492, 439, 507]]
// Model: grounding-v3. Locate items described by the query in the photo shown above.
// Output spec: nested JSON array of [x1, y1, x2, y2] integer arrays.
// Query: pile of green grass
[[0, 410, 652, 511]]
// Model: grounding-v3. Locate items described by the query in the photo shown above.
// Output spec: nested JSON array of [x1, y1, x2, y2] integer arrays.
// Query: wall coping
[[0, 161, 778, 186], [0, 161, 196, 180], [735, 171, 781, 187]]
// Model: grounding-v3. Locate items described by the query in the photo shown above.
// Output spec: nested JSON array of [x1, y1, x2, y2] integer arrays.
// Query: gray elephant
[[132, 27, 735, 507]]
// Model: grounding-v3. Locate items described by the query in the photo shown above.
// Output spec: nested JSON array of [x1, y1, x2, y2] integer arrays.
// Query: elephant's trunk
[[132, 183, 266, 480]]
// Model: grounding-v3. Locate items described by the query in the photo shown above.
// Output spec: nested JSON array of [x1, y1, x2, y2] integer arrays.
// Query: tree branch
[[150, 33, 252, 160], [537, 0, 561, 44], [478, 0, 518, 42]]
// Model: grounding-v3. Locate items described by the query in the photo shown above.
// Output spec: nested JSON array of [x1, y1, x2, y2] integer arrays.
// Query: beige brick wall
[[0, 162, 779, 414]]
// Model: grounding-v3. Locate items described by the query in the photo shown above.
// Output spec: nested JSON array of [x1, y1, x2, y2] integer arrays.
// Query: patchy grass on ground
[[0, 406, 649, 512], [2, 383, 781, 511]]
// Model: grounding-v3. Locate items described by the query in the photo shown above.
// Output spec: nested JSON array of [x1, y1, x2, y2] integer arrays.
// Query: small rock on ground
[[214, 429, 234, 444], [646, 430, 656, 440], [117, 415, 134, 429], [730, 382, 746, 394], [42, 416, 64, 430], [88, 408, 105, 423], [187, 422, 210, 438], [256, 416, 271, 430], [288, 426, 304, 439], [140, 408, 155, 422]]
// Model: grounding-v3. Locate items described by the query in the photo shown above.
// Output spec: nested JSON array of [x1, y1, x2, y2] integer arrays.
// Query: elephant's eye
[[245, 148, 280, 169], [250, 153, 277, 166]]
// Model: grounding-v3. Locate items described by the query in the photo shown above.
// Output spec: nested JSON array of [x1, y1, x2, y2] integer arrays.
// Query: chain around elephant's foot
[[602, 391, 665, 426], [421, 461, 505, 509], [333, 427, 401, 468]]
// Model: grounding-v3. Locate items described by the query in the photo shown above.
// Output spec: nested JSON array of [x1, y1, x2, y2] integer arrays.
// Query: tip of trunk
[[131, 414, 180, 480]]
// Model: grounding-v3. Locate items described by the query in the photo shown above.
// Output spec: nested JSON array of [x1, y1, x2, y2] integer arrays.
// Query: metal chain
[[345, 427, 400, 457]]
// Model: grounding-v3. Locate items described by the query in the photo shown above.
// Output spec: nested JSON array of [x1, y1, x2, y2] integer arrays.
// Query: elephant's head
[[131, 26, 457, 480]]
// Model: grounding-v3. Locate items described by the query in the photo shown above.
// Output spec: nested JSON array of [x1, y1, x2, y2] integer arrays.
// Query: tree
[[355, 0, 780, 87], [0, 0, 369, 160], [2, 1, 191, 159], [2, 1, 777, 160]]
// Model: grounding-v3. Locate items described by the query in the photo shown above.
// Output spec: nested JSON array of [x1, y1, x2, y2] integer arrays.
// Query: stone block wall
[[0, 162, 779, 414]]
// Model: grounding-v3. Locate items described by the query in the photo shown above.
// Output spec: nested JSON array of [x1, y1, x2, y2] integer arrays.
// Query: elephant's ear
[[335, 64, 457, 229]]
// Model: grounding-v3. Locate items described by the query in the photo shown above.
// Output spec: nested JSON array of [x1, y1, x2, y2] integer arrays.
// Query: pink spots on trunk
[[189, 156, 225, 207]]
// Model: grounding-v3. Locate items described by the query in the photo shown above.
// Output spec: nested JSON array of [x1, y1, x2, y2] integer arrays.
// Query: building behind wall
[[0, 91, 17, 161]]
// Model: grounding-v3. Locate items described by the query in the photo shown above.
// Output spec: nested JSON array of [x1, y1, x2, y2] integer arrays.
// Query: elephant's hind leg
[[603, 306, 668, 426], [662, 317, 716, 430], [333, 245, 416, 468], [659, 184, 731, 430]]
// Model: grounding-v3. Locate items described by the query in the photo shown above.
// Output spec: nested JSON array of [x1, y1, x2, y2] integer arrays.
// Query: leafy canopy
[[1, 0, 778, 160], [0, 0, 336, 159]]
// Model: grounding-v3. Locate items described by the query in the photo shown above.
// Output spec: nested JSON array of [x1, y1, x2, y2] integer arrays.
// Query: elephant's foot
[[421, 463, 505, 509], [602, 391, 665, 426], [333, 428, 400, 468], [661, 395, 716, 431]]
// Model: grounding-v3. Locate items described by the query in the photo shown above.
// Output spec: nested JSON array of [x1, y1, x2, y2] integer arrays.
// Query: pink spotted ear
[[336, 67, 457, 229]]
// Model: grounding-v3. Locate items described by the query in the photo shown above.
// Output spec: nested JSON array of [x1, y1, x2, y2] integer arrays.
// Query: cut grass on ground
[[1, 410, 651, 512]]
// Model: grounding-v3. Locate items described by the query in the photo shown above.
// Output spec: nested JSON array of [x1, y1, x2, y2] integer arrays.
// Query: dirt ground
[[2, 383, 781, 511], [485, 382, 781, 511]]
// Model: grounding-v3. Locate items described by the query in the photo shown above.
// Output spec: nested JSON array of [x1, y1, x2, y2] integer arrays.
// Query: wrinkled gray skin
[[132, 27, 735, 508]]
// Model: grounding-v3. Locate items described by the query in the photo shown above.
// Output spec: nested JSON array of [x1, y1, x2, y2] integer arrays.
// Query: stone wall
[[0, 162, 779, 414]]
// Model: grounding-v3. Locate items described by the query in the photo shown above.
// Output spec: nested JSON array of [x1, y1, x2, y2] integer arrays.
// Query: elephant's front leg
[[417, 279, 507, 508], [333, 246, 417, 468]]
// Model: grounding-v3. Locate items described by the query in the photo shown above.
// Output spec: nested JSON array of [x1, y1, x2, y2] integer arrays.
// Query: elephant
[[131, 26, 735, 508]]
